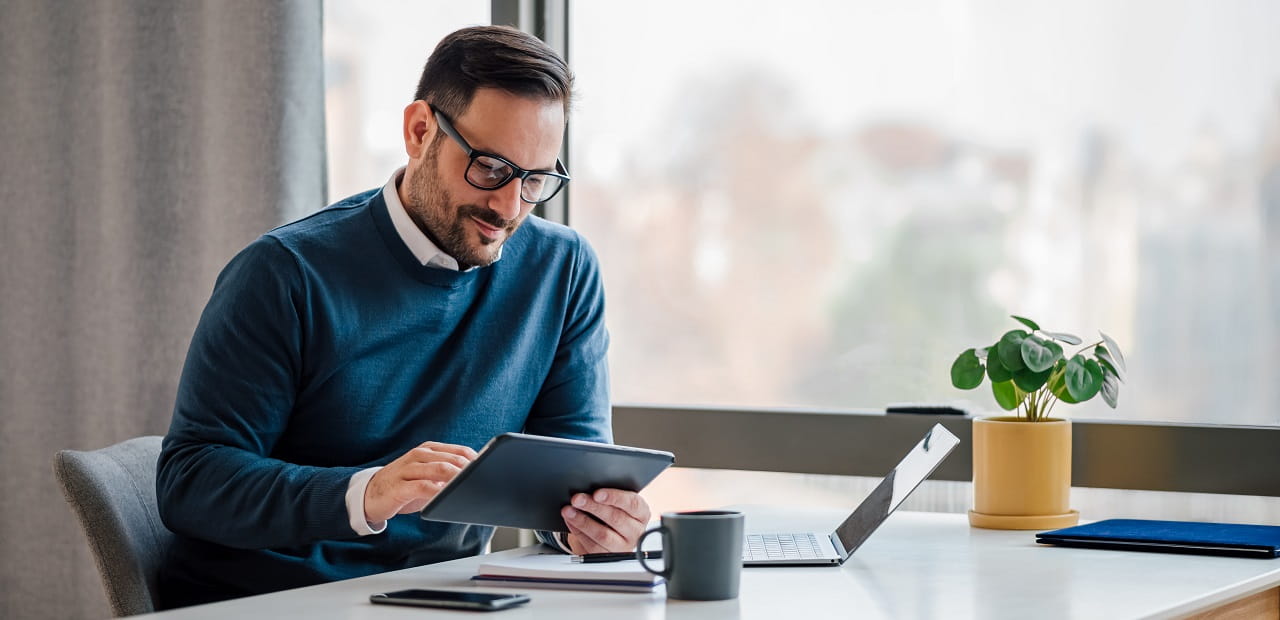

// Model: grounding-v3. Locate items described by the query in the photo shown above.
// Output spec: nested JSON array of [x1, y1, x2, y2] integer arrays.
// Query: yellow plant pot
[[968, 416, 1079, 530]]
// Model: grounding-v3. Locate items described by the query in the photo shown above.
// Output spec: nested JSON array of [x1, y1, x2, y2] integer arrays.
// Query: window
[[319, 2, 1280, 524], [569, 0, 1280, 426]]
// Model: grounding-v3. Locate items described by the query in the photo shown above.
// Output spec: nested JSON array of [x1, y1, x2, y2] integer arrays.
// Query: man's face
[[400, 88, 565, 269]]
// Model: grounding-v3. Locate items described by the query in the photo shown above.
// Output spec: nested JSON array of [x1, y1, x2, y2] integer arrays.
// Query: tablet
[[418, 433, 675, 532]]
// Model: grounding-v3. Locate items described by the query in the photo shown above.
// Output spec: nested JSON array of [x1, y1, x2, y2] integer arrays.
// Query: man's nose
[[487, 178, 524, 221]]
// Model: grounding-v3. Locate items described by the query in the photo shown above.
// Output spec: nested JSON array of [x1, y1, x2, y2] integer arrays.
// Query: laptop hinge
[[829, 532, 849, 561]]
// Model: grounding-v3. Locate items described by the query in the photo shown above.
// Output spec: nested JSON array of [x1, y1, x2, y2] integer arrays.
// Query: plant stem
[[1041, 388, 1059, 419]]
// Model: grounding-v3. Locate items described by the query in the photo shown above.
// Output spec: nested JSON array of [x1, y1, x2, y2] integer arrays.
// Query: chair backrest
[[54, 436, 173, 617]]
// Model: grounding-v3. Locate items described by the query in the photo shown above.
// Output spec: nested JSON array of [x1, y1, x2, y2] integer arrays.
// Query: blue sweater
[[156, 188, 610, 607]]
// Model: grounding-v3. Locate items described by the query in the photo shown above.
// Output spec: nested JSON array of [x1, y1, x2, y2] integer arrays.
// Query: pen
[[571, 551, 662, 563]]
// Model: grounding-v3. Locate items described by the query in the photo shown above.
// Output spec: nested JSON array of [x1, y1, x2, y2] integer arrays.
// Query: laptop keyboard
[[743, 532, 824, 561]]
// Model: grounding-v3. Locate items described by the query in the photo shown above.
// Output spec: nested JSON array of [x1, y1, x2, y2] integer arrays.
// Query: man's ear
[[403, 100, 435, 159]]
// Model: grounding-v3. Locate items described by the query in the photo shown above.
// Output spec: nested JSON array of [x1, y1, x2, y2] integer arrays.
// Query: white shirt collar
[[383, 167, 501, 271]]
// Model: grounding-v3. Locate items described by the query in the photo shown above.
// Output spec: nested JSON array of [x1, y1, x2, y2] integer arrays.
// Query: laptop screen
[[831, 423, 960, 557]]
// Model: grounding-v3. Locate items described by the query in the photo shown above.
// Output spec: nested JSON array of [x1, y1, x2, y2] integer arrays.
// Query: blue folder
[[1037, 519, 1280, 559]]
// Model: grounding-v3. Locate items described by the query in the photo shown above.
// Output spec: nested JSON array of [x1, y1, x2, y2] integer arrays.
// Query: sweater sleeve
[[523, 233, 612, 444], [157, 237, 360, 549]]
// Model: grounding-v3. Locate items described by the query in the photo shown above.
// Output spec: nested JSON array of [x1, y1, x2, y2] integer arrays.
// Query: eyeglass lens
[[466, 155, 564, 204]]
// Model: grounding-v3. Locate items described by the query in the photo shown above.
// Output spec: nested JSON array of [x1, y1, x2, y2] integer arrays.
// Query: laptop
[[742, 423, 960, 566]]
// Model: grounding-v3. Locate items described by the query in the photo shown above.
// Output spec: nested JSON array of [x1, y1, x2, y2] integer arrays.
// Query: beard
[[402, 150, 526, 270]]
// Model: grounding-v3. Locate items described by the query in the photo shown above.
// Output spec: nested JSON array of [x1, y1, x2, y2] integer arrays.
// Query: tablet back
[[419, 433, 675, 531]]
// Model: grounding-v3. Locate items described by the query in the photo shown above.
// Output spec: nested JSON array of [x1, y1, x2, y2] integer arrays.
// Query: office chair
[[54, 436, 173, 617]]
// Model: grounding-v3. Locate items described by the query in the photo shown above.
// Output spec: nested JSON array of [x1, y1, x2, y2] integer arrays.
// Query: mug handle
[[636, 526, 670, 579]]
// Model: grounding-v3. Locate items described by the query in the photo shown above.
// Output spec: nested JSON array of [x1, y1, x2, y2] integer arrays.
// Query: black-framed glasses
[[429, 104, 570, 205]]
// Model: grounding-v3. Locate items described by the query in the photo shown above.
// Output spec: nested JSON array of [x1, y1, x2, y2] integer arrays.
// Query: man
[[156, 26, 649, 608]]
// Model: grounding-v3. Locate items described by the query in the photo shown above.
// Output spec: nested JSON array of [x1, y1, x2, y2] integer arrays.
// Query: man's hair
[[414, 26, 574, 119]]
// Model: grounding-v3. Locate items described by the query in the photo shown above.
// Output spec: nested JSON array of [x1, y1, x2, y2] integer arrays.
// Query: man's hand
[[364, 441, 478, 525], [560, 489, 652, 554]]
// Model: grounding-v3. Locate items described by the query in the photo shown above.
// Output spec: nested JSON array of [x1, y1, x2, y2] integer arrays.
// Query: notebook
[[1036, 519, 1280, 558], [472, 552, 663, 593], [742, 423, 960, 566]]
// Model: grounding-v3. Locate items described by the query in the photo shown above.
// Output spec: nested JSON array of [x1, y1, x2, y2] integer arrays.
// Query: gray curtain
[[0, 1, 327, 618]]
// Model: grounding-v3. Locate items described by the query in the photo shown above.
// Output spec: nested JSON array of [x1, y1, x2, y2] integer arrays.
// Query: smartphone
[[369, 588, 530, 611]]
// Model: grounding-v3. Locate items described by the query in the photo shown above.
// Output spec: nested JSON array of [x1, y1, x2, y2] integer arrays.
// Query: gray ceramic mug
[[637, 510, 744, 600]]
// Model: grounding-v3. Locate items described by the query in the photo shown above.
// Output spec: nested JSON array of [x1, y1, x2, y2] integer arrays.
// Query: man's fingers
[[393, 479, 444, 502], [406, 447, 472, 469], [392, 480, 445, 515], [586, 489, 650, 524], [380, 475, 443, 499], [558, 490, 654, 553], [366, 440, 477, 523], [366, 472, 446, 522], [399, 460, 464, 483], [569, 495, 644, 537], [563, 518, 612, 554], [415, 479, 445, 492], [562, 506, 628, 551], [418, 441, 479, 461]]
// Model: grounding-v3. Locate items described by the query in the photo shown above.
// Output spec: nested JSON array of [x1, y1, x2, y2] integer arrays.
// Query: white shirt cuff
[[346, 466, 387, 535]]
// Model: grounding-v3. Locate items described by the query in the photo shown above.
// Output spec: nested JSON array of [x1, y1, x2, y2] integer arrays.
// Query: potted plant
[[950, 315, 1126, 529]]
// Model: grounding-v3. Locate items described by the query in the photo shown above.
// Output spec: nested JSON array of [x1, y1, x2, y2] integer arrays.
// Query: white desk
[[139, 509, 1280, 620]]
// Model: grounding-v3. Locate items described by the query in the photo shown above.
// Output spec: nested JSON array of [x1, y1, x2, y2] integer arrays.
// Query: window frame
[[492, 0, 570, 224], [613, 405, 1280, 497]]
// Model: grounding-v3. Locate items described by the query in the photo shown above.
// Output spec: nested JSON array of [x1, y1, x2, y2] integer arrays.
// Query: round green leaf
[[950, 348, 985, 390], [1100, 331, 1127, 372], [1010, 315, 1041, 331], [1044, 331, 1083, 345], [1048, 362, 1080, 404], [1095, 345, 1125, 381], [991, 380, 1021, 411], [986, 353, 1013, 383], [1080, 359, 1105, 401], [1096, 355, 1123, 383], [1065, 354, 1102, 401], [997, 330, 1028, 372], [1020, 335, 1063, 372], [1101, 372, 1120, 408], [1012, 366, 1051, 392]]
